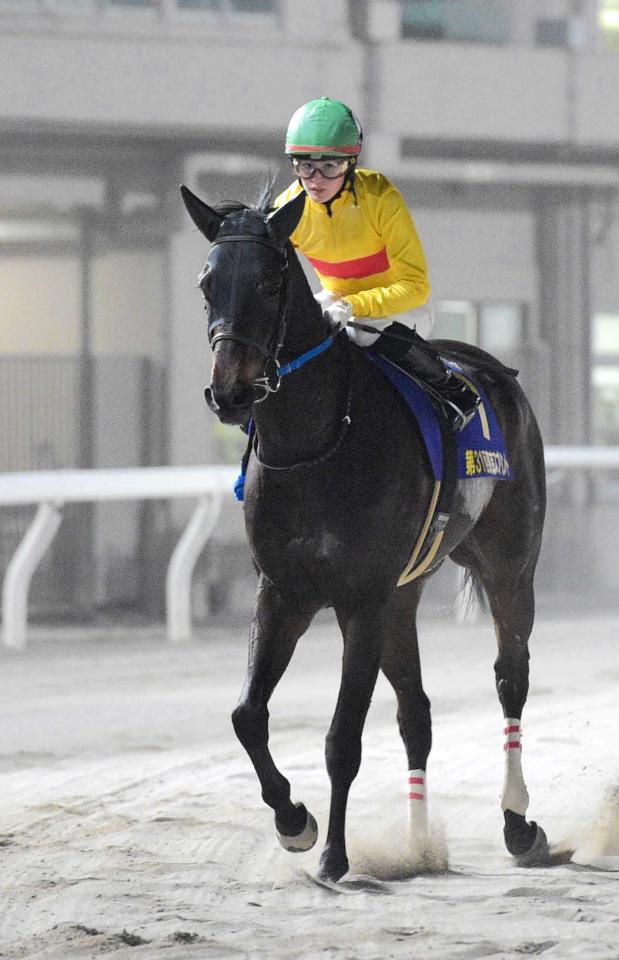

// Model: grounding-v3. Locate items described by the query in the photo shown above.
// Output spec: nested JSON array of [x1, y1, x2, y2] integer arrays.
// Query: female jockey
[[275, 96, 479, 431]]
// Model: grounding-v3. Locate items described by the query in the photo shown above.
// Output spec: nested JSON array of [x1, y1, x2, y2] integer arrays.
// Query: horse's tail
[[460, 567, 488, 615]]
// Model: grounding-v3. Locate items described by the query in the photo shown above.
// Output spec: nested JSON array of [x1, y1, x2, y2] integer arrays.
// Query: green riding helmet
[[285, 97, 362, 158]]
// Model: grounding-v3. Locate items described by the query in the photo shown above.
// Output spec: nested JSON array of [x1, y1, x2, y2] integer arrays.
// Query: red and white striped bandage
[[503, 719, 522, 753], [501, 717, 529, 815], [407, 768, 428, 843], [408, 769, 425, 802]]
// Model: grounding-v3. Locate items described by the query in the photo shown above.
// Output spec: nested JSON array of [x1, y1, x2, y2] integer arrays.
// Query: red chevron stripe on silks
[[504, 741, 522, 750], [408, 776, 424, 785], [306, 247, 390, 280], [408, 792, 424, 800], [504, 725, 520, 734]]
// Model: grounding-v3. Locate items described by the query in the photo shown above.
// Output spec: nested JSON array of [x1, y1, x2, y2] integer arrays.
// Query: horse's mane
[[212, 177, 276, 219]]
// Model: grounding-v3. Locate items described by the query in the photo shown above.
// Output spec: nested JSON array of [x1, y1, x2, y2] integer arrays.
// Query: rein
[[233, 333, 344, 499], [254, 380, 352, 473]]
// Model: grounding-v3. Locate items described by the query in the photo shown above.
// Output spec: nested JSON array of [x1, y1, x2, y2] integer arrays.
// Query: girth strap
[[397, 414, 457, 585]]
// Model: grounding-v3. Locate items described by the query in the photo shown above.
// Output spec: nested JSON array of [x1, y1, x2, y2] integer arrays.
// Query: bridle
[[205, 232, 290, 403]]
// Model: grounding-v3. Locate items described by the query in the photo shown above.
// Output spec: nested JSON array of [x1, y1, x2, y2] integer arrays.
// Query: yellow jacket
[[274, 169, 430, 319]]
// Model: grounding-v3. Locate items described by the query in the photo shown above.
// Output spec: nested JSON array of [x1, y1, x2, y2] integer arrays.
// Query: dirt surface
[[0, 612, 617, 959]]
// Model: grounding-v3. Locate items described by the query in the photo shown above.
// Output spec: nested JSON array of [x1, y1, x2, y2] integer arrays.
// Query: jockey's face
[[299, 170, 347, 204]]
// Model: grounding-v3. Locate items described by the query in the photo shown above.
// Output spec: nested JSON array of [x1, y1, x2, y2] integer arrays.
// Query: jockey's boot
[[374, 322, 480, 432]]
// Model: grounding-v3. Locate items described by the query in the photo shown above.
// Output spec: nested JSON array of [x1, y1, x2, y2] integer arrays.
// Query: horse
[[180, 183, 548, 882]]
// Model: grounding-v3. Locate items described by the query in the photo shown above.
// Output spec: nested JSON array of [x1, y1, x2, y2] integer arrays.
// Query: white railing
[[0, 447, 618, 651], [0, 465, 237, 650]]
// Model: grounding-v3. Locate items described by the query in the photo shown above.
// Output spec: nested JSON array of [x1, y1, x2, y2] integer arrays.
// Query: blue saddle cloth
[[367, 352, 512, 481]]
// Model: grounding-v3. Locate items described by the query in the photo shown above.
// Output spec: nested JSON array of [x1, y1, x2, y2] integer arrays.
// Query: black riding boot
[[374, 322, 480, 432]]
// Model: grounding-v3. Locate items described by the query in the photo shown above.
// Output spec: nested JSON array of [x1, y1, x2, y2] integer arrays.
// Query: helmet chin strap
[[322, 163, 358, 216]]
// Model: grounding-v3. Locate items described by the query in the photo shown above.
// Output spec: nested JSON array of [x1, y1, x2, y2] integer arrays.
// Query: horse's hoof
[[504, 810, 549, 866], [515, 822, 549, 867], [276, 803, 318, 853], [317, 845, 349, 882]]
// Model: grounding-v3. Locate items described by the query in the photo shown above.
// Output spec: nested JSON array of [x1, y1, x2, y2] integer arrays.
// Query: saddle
[[366, 348, 513, 584]]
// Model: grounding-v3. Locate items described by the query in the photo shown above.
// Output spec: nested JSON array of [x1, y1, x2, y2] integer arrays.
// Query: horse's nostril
[[204, 386, 222, 415]]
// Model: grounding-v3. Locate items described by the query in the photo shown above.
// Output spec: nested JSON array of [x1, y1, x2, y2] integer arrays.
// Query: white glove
[[314, 288, 339, 310], [324, 299, 353, 334]]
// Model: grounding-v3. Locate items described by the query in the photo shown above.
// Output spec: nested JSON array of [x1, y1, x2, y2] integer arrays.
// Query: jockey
[[275, 96, 479, 431]]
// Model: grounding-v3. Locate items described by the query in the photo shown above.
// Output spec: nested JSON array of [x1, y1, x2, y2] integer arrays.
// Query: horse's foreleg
[[231, 576, 318, 848], [482, 569, 549, 864], [380, 582, 431, 858], [318, 604, 385, 881]]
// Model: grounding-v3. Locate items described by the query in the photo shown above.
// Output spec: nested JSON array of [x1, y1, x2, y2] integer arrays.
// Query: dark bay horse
[[181, 184, 548, 881]]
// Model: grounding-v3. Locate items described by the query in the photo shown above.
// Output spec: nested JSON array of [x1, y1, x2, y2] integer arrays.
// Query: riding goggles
[[291, 157, 351, 180]]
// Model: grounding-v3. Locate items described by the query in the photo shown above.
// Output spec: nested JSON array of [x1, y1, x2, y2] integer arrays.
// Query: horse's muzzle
[[204, 384, 255, 425]]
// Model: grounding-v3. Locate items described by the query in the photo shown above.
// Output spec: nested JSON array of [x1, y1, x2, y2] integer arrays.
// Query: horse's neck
[[251, 251, 347, 466], [278, 249, 328, 359]]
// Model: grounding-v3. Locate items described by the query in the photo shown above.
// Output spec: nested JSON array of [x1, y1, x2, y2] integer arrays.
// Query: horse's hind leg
[[232, 576, 319, 850], [475, 562, 549, 864], [380, 580, 432, 858]]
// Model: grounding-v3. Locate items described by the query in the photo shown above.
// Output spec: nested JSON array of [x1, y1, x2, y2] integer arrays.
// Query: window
[[434, 300, 477, 343], [435, 300, 525, 355], [599, 1, 619, 49], [401, 0, 509, 45], [109, 0, 154, 7], [593, 312, 619, 445], [594, 313, 619, 355], [176, 0, 220, 9], [176, 0, 275, 10], [229, 0, 275, 10], [535, 18, 569, 48], [0, 0, 277, 14], [478, 302, 523, 354], [599, 0, 619, 31], [108, 0, 154, 6]]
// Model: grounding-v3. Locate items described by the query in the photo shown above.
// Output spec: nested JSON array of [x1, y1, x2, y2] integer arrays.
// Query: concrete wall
[[2, 5, 618, 146], [592, 197, 619, 314], [0, 7, 361, 134], [413, 206, 536, 304], [377, 43, 569, 143], [576, 55, 619, 144]]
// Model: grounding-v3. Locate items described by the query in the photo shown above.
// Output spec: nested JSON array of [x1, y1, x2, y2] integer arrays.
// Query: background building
[[1, 0, 618, 621]]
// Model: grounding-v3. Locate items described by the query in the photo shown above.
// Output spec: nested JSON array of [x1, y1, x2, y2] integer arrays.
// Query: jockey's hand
[[314, 288, 338, 311], [324, 299, 353, 335]]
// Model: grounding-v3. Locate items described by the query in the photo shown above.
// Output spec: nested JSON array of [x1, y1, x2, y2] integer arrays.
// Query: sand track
[[0, 615, 617, 959]]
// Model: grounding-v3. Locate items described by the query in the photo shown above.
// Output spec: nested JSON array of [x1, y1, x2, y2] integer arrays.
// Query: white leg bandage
[[407, 768, 428, 841], [501, 718, 529, 815]]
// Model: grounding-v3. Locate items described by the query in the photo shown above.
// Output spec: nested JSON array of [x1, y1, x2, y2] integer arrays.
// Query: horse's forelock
[[212, 176, 277, 221]]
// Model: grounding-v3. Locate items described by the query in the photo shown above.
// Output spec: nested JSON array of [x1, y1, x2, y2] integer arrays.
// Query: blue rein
[[234, 335, 334, 501], [276, 335, 333, 377]]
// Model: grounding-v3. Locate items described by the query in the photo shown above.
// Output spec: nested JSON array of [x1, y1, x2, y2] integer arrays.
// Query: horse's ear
[[180, 184, 223, 242], [267, 192, 306, 247]]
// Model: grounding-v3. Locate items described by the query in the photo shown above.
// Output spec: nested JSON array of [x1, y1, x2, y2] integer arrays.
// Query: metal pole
[[79, 208, 95, 471], [76, 209, 97, 611], [2, 502, 63, 650], [166, 493, 223, 643]]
